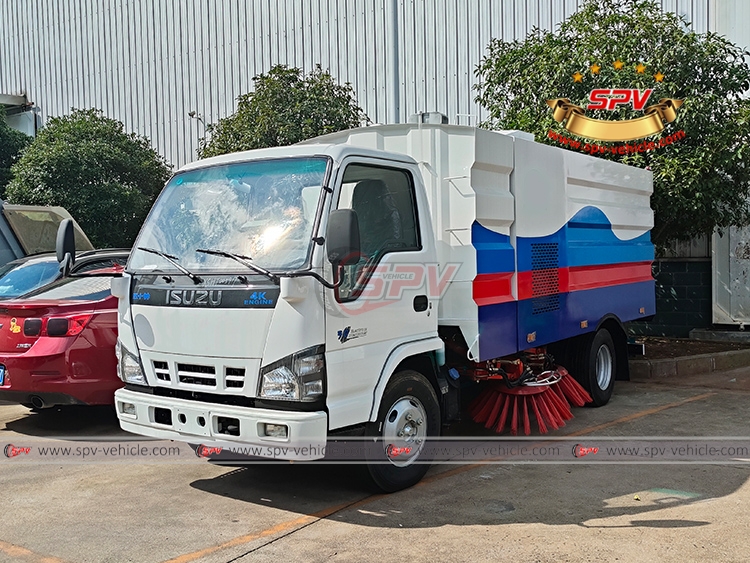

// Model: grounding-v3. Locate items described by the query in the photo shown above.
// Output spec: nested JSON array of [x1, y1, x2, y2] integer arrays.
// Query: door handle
[[413, 295, 428, 312]]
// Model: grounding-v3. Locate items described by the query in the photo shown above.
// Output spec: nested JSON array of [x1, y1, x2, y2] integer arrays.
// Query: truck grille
[[153, 361, 170, 382], [147, 358, 253, 393], [225, 367, 245, 388], [177, 363, 216, 386]]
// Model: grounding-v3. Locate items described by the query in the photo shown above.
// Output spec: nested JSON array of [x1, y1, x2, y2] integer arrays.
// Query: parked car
[[0, 200, 95, 268], [0, 257, 127, 409], [0, 249, 128, 301]]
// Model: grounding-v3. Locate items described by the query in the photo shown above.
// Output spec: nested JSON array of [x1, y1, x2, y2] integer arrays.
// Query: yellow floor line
[[0, 539, 69, 563], [161, 499, 371, 563], [160, 389, 717, 563], [565, 392, 716, 437]]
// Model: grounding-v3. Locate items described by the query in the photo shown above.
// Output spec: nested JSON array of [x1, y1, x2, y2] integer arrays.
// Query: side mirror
[[56, 218, 76, 276], [110, 275, 129, 299], [326, 209, 361, 266]]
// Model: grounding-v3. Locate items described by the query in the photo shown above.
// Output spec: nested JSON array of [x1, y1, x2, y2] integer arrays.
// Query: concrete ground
[[1, 369, 749, 563]]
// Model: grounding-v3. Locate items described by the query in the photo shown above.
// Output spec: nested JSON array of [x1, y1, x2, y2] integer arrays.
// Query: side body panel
[[511, 139, 655, 351], [307, 125, 655, 363]]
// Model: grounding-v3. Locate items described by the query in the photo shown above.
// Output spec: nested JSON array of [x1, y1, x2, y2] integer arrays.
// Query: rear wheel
[[365, 370, 440, 493], [570, 328, 617, 407]]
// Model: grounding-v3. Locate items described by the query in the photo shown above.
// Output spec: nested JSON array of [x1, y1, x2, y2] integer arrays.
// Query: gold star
[[636, 63, 647, 74], [654, 72, 665, 82], [573, 71, 584, 83], [613, 60, 624, 70], [590, 63, 601, 74]]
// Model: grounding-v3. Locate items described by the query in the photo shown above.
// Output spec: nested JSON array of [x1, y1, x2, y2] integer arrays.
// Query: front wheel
[[365, 370, 441, 493]]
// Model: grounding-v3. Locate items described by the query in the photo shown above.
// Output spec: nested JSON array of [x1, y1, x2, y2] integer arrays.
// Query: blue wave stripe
[[471, 221, 515, 275], [516, 207, 654, 271], [566, 207, 654, 268]]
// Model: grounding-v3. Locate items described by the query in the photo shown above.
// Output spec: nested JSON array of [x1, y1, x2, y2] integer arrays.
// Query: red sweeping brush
[[553, 367, 592, 407], [469, 367, 592, 435]]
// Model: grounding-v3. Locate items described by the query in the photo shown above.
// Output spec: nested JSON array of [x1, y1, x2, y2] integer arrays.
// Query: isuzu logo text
[[587, 88, 653, 111], [167, 289, 223, 306]]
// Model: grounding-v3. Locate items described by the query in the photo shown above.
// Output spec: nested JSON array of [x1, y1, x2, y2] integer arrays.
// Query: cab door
[[324, 160, 438, 430]]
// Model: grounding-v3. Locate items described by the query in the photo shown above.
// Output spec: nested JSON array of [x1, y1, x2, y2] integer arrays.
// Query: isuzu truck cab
[[112, 121, 655, 491]]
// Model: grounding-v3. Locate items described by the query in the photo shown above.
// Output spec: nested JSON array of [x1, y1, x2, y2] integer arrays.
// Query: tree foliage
[[6, 109, 171, 248], [198, 65, 368, 158], [475, 0, 750, 248], [0, 107, 32, 198]]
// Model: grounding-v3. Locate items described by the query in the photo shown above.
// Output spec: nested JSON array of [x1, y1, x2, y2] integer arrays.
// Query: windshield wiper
[[195, 249, 280, 284], [137, 247, 203, 285], [196, 249, 344, 289]]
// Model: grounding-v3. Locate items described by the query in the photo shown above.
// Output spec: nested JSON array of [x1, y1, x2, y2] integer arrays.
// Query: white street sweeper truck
[[111, 118, 655, 491]]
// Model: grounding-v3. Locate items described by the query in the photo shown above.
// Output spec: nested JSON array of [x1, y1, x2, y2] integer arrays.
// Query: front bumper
[[114, 388, 328, 461]]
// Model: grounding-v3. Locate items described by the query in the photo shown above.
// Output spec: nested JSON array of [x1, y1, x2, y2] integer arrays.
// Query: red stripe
[[472, 272, 514, 306], [567, 261, 653, 291], [517, 269, 570, 300], [476, 261, 653, 305]]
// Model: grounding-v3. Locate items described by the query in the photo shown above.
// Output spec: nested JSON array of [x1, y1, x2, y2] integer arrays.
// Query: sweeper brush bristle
[[556, 367, 592, 407], [469, 368, 592, 436]]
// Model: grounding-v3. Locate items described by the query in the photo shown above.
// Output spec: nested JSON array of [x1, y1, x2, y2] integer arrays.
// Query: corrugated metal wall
[[0, 0, 723, 168]]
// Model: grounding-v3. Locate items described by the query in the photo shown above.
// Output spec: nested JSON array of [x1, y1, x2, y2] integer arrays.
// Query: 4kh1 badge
[[337, 326, 367, 344]]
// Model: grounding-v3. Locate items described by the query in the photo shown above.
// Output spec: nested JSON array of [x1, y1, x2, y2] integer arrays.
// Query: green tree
[[475, 0, 750, 248], [0, 107, 32, 198], [198, 65, 368, 158], [6, 109, 171, 248]]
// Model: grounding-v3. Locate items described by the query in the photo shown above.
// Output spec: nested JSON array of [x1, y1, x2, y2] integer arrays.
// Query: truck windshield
[[129, 157, 328, 273]]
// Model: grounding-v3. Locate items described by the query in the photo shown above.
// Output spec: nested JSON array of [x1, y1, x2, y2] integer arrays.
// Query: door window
[[335, 164, 420, 301]]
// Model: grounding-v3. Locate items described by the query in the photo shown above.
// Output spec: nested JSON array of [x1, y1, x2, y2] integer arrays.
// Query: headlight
[[116, 340, 148, 386], [258, 345, 325, 402]]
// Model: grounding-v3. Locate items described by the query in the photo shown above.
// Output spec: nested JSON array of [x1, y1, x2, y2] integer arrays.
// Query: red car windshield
[[0, 259, 61, 299]]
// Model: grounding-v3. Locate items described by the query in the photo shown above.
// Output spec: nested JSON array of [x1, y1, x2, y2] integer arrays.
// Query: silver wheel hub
[[382, 396, 427, 467], [595, 344, 613, 390]]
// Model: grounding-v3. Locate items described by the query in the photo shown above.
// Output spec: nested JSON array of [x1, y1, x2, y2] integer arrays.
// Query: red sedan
[[0, 269, 123, 408]]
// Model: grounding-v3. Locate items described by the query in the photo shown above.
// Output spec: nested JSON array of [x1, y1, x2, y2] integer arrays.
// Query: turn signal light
[[22, 314, 93, 338]]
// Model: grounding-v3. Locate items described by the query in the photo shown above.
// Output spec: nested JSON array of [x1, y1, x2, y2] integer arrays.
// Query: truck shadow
[[189, 461, 748, 529]]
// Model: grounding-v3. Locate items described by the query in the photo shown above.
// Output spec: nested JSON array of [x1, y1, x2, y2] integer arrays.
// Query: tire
[[364, 370, 441, 493], [570, 328, 616, 407]]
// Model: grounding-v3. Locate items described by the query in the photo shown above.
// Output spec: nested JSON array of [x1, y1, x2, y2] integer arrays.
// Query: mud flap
[[438, 366, 461, 422]]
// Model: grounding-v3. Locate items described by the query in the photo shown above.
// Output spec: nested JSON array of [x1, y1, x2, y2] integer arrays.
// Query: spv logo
[[195, 444, 223, 458], [572, 443, 599, 458], [547, 60, 683, 144], [4, 444, 31, 458], [587, 88, 653, 111]]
